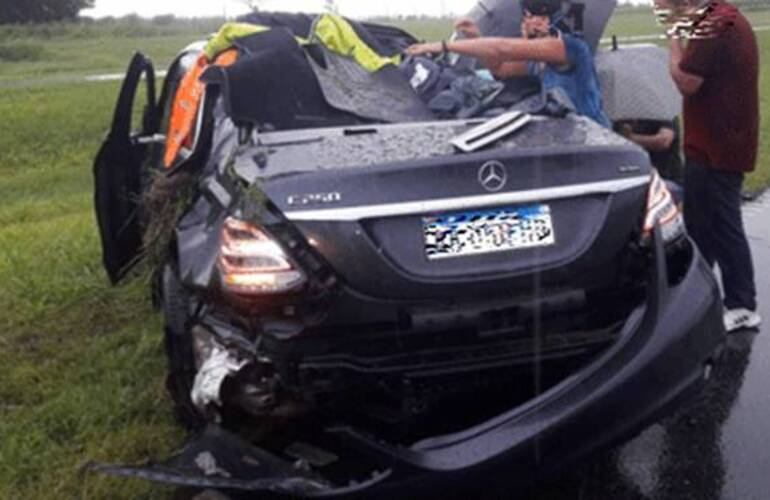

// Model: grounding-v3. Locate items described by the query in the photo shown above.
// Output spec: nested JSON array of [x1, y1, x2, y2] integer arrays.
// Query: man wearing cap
[[406, 0, 610, 127]]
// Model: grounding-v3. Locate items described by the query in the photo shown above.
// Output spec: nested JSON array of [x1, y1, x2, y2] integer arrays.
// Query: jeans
[[684, 160, 757, 311]]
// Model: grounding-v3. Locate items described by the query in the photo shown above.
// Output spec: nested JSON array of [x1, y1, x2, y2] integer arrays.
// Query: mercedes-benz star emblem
[[478, 161, 507, 192]]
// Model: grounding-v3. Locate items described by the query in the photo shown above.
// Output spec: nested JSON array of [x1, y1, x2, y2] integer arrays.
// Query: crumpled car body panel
[[90, 8, 725, 498]]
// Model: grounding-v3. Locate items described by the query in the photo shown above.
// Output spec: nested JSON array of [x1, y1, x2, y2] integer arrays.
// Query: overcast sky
[[84, 0, 477, 19], [84, 0, 650, 20]]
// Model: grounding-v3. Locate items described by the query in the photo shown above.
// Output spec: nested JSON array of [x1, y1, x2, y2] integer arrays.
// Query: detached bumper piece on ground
[[90, 426, 390, 496], [91, 3, 726, 497]]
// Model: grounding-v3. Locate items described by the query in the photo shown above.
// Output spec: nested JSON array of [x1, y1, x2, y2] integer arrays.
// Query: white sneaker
[[723, 308, 762, 333]]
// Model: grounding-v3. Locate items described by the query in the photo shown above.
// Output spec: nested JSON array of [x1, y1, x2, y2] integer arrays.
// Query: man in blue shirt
[[406, 0, 610, 127]]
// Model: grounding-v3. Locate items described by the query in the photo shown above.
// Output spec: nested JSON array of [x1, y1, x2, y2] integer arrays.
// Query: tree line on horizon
[[0, 0, 93, 23], [1, 0, 767, 25]]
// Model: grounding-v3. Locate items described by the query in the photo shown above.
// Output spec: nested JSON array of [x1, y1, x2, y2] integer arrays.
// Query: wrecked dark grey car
[[92, 3, 725, 498]]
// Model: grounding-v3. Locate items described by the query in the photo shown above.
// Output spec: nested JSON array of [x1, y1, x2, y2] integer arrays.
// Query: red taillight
[[219, 217, 305, 295], [641, 170, 685, 246]]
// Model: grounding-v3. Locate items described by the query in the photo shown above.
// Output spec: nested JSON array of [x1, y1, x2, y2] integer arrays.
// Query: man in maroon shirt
[[655, 0, 760, 332]]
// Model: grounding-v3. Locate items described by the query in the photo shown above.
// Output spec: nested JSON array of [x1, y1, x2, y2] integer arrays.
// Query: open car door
[[94, 53, 161, 284]]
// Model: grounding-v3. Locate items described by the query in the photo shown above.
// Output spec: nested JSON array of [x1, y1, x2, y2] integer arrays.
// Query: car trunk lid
[[239, 117, 651, 301]]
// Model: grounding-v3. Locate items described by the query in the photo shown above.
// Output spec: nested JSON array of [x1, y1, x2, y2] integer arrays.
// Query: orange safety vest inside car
[[164, 49, 238, 168]]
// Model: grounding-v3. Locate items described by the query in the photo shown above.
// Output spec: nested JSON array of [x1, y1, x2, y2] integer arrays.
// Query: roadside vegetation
[[1, 8, 769, 499]]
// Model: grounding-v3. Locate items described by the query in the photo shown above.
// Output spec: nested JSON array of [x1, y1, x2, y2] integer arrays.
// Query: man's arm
[[487, 60, 530, 78], [669, 38, 704, 96], [624, 125, 676, 152], [406, 37, 567, 75], [450, 37, 568, 65], [449, 19, 528, 77]]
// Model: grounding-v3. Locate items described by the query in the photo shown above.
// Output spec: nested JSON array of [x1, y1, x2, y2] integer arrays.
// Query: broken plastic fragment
[[195, 451, 233, 478], [191, 345, 248, 410], [451, 111, 532, 153], [88, 425, 392, 496]]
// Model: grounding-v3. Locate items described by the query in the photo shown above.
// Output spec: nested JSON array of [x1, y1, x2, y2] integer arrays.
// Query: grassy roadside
[[1, 9, 769, 499], [0, 82, 182, 499], [0, 18, 223, 83], [0, 34, 204, 83]]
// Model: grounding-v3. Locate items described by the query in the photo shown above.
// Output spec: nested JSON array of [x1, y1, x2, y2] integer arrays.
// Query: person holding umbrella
[[594, 42, 684, 185], [655, 0, 760, 332], [405, 0, 611, 127]]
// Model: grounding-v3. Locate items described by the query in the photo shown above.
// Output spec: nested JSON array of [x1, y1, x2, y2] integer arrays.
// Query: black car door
[[94, 52, 161, 284]]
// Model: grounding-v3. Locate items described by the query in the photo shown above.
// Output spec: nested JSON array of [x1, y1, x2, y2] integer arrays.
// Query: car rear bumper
[[93, 234, 725, 497], [343, 236, 725, 497]]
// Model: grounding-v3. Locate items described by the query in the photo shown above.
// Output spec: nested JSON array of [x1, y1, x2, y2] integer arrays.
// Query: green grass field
[[1, 9, 769, 499]]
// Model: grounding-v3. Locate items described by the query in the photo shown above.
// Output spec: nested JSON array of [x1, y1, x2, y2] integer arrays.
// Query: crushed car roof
[[234, 113, 630, 178]]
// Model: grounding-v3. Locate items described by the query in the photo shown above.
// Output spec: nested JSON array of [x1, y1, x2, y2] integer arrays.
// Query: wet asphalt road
[[517, 192, 770, 500]]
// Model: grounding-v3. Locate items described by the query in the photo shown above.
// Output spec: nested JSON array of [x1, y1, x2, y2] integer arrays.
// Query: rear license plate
[[423, 205, 555, 260]]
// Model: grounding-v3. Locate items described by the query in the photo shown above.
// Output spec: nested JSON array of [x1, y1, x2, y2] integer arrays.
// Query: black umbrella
[[596, 45, 683, 122]]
